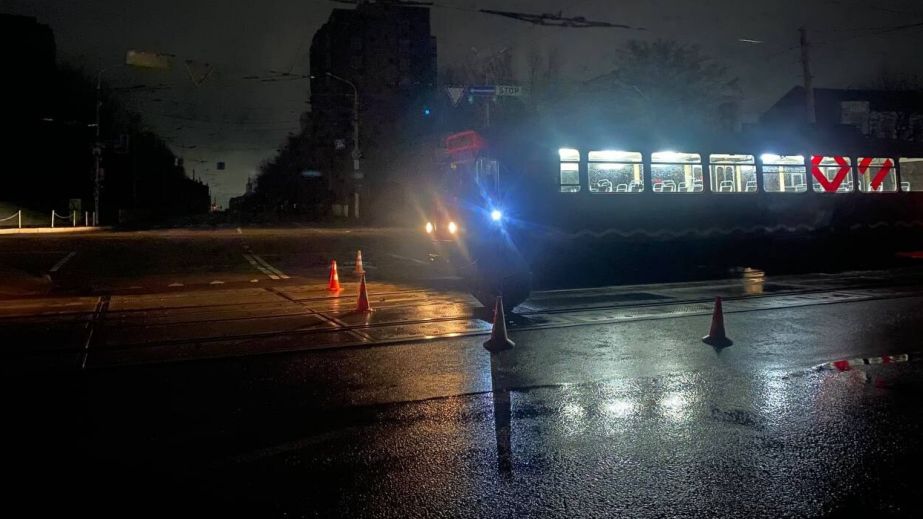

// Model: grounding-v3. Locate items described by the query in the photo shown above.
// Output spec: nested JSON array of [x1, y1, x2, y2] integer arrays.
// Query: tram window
[[560, 162, 580, 192], [559, 148, 580, 193], [761, 154, 807, 193], [559, 148, 580, 162], [899, 158, 923, 191], [651, 151, 703, 193], [857, 157, 897, 192], [709, 154, 756, 193], [588, 151, 644, 193], [810, 156, 854, 193]]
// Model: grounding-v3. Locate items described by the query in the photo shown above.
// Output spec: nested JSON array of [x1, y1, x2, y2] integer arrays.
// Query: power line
[[478, 9, 643, 29], [319, 0, 643, 29], [824, 0, 923, 18], [145, 112, 300, 127]]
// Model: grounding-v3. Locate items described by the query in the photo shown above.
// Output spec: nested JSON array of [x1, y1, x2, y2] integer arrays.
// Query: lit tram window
[[899, 158, 923, 191], [559, 148, 580, 193], [651, 151, 703, 193], [709, 154, 756, 193], [857, 157, 897, 193], [810, 156, 855, 193], [761, 154, 806, 193], [588, 150, 644, 193], [559, 148, 580, 162]]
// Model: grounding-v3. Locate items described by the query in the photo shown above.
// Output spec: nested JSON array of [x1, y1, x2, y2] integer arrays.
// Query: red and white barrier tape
[[817, 353, 910, 372]]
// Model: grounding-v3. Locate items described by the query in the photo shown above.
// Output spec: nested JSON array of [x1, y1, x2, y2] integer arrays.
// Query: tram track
[[4, 271, 922, 368], [76, 279, 923, 368]]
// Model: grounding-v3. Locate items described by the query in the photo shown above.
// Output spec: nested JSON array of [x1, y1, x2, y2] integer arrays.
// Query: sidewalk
[[0, 226, 106, 235]]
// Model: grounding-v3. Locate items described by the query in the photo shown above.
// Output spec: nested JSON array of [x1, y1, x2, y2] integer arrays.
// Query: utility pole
[[94, 69, 105, 226], [799, 26, 817, 124]]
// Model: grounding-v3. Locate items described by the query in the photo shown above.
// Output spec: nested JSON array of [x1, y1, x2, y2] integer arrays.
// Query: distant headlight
[[490, 210, 503, 222], [447, 221, 458, 234], [425, 222, 434, 234]]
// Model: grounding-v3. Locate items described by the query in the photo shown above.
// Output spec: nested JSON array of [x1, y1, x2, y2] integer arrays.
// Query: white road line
[[251, 254, 290, 279], [168, 282, 184, 287], [209, 280, 225, 285], [236, 227, 242, 234], [387, 253, 428, 266], [244, 254, 280, 280], [49, 251, 76, 273]]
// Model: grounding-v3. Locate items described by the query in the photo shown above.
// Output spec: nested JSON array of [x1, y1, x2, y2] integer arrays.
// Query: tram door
[[475, 157, 500, 197]]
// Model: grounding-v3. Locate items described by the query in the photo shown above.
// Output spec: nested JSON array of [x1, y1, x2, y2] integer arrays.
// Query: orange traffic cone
[[327, 260, 341, 292], [702, 296, 733, 347], [354, 250, 365, 275], [484, 296, 515, 352], [355, 273, 372, 312]]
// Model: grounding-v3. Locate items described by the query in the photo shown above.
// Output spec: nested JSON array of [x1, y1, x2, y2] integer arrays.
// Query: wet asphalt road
[[2, 227, 923, 517], [8, 295, 923, 517]]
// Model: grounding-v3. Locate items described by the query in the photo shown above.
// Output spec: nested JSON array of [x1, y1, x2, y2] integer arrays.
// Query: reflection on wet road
[[145, 360, 919, 517], [4, 230, 923, 516]]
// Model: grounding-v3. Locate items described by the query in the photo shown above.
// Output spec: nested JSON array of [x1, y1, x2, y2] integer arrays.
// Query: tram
[[419, 125, 923, 310]]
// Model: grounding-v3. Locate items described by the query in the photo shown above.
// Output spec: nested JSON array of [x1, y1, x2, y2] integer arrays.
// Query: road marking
[[168, 283, 184, 287], [49, 251, 76, 273], [244, 254, 280, 280], [236, 227, 242, 234], [209, 280, 225, 285], [387, 253, 428, 266], [251, 254, 290, 279], [81, 295, 110, 370], [250, 279, 259, 283]]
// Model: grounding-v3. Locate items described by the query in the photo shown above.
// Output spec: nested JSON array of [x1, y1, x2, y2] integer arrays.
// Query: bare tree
[[581, 39, 741, 133], [859, 68, 923, 141]]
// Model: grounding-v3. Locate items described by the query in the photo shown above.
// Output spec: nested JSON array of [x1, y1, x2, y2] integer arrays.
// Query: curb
[[0, 227, 107, 235]]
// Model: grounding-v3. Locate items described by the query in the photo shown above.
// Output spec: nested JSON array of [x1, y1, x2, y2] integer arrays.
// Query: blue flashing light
[[490, 210, 503, 222]]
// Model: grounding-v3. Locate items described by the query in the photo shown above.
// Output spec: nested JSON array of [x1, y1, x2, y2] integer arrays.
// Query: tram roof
[[484, 116, 923, 159]]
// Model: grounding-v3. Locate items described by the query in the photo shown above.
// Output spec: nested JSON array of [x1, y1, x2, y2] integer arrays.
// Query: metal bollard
[[73, 210, 77, 227], [18, 210, 22, 229], [85, 211, 88, 227], [51, 210, 55, 228]]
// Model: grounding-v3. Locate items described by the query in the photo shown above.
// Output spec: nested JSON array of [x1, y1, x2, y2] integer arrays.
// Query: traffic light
[[423, 106, 432, 116]]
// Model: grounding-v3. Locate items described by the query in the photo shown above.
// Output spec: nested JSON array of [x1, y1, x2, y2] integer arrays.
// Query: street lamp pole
[[93, 68, 107, 226], [325, 72, 361, 220]]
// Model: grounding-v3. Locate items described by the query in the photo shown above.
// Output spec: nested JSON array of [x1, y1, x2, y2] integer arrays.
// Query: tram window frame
[[708, 154, 757, 193], [899, 157, 923, 192], [558, 148, 581, 193], [761, 154, 807, 193], [587, 150, 645, 194], [650, 151, 704, 193], [810, 155, 855, 193], [857, 157, 897, 193]]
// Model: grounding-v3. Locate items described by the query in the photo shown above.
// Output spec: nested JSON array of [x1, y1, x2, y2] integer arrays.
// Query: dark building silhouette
[[308, 1, 437, 216]]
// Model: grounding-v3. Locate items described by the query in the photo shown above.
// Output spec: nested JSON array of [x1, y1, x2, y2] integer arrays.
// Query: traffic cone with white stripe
[[484, 296, 515, 352], [356, 273, 372, 312], [702, 296, 732, 347], [354, 250, 365, 275], [327, 260, 341, 292]]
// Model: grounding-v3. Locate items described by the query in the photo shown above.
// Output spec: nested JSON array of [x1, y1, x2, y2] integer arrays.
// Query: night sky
[[5, 0, 923, 205]]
